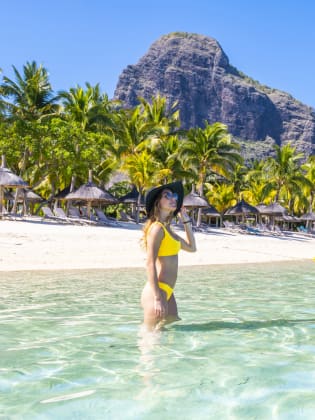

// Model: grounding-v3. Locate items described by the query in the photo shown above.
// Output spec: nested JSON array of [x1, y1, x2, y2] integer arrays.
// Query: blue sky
[[1, 0, 315, 108]]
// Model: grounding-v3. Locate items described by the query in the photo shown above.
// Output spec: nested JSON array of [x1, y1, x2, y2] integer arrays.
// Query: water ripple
[[1, 262, 315, 418]]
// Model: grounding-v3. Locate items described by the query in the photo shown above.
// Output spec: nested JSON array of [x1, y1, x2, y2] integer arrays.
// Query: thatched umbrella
[[300, 212, 315, 221], [15, 189, 43, 202], [259, 202, 287, 216], [203, 205, 220, 216], [119, 186, 140, 204], [203, 205, 221, 227], [300, 212, 315, 232], [119, 186, 144, 219], [255, 203, 268, 213], [0, 155, 28, 215], [55, 186, 71, 200], [274, 214, 300, 231], [15, 189, 44, 215], [280, 214, 300, 222], [53, 186, 72, 209], [64, 170, 118, 217], [225, 199, 258, 222], [3, 188, 42, 214], [183, 192, 209, 208], [183, 191, 209, 226], [257, 202, 288, 229]]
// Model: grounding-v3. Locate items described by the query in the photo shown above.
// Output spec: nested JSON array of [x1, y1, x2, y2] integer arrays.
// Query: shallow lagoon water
[[1, 261, 315, 419]]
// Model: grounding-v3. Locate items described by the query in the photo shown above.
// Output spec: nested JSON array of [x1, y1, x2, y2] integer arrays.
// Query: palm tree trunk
[[66, 175, 76, 214], [136, 187, 142, 224], [309, 192, 314, 212], [49, 184, 56, 208], [197, 181, 204, 227]]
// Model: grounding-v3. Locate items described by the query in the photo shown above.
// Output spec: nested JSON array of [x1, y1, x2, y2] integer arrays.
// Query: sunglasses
[[162, 191, 178, 201]]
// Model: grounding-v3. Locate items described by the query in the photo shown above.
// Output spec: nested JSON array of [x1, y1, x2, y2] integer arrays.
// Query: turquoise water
[[1, 261, 315, 419]]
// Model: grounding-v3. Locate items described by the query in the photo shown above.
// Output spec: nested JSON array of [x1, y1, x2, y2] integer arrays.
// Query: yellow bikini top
[[149, 221, 181, 257]]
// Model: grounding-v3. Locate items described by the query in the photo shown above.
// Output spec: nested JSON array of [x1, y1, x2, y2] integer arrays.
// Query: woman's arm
[[175, 208, 197, 253], [146, 224, 167, 317]]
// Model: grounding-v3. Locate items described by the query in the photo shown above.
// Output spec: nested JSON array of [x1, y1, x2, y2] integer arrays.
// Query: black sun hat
[[145, 181, 184, 217]]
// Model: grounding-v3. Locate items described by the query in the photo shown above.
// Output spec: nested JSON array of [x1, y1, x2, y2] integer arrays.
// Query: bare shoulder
[[148, 222, 164, 239], [146, 222, 165, 252]]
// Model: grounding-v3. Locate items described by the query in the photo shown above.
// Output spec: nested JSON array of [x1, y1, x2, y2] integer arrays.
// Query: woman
[[141, 181, 196, 330]]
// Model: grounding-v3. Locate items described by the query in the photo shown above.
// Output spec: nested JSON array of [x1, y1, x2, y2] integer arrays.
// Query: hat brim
[[145, 181, 184, 216]]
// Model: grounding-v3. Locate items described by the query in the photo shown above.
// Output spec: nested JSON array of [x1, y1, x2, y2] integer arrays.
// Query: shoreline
[[0, 219, 314, 272], [2, 259, 314, 274]]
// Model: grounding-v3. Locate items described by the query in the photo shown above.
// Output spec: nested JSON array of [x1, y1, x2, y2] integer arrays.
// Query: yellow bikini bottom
[[158, 281, 174, 301]]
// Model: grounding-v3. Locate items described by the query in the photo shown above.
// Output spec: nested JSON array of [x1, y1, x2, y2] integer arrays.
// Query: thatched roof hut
[[119, 186, 141, 204], [225, 199, 258, 216], [300, 212, 315, 221], [0, 155, 28, 214], [183, 192, 209, 208], [64, 170, 118, 217], [257, 202, 287, 216]]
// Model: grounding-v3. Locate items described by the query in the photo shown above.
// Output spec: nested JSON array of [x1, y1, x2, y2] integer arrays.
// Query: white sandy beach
[[0, 219, 314, 272]]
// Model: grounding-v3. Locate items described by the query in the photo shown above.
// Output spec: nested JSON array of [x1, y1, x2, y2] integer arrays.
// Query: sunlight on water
[[0, 261, 315, 419]]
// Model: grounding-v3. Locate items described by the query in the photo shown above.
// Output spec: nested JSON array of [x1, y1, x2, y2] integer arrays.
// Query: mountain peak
[[114, 32, 314, 157]]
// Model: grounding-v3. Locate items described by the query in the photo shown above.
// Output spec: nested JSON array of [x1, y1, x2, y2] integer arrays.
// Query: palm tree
[[58, 83, 116, 131], [132, 96, 184, 183], [262, 143, 312, 212], [229, 163, 249, 200], [138, 95, 180, 134], [114, 105, 161, 157], [121, 150, 157, 222], [302, 155, 315, 212], [205, 182, 236, 226], [180, 121, 242, 225], [180, 122, 242, 195], [145, 134, 189, 184], [243, 160, 272, 205], [0, 61, 58, 121]]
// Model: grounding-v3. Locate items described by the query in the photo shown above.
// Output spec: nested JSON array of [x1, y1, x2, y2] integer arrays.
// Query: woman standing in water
[[141, 181, 196, 330]]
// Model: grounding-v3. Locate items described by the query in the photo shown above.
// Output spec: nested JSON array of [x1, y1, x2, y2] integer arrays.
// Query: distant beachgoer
[[141, 181, 196, 330]]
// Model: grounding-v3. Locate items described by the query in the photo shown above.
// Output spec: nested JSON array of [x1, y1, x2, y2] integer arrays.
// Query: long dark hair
[[141, 190, 174, 249]]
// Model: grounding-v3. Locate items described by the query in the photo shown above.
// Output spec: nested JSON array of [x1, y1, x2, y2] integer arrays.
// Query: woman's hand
[[154, 297, 167, 319], [178, 206, 190, 223], [177, 206, 197, 252]]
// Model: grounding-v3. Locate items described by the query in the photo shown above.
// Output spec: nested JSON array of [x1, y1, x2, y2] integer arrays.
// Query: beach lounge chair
[[297, 225, 315, 237], [41, 206, 55, 218], [223, 220, 233, 229], [68, 206, 81, 219], [223, 220, 244, 233], [41, 206, 68, 223], [297, 226, 308, 234], [119, 210, 136, 223], [54, 207, 69, 220], [95, 209, 121, 227], [53, 207, 86, 225], [243, 224, 261, 235], [257, 223, 275, 235], [273, 225, 284, 235], [68, 206, 102, 225]]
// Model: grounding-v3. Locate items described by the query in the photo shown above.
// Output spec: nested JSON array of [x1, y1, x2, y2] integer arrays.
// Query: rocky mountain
[[114, 32, 315, 158]]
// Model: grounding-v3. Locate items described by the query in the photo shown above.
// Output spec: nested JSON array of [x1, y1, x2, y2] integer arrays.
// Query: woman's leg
[[165, 293, 181, 324], [141, 284, 167, 330]]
